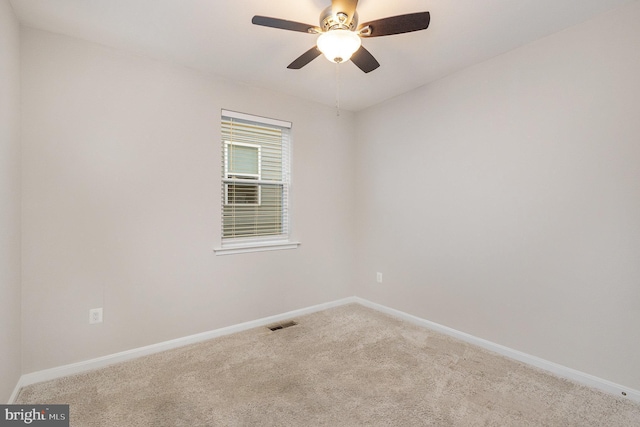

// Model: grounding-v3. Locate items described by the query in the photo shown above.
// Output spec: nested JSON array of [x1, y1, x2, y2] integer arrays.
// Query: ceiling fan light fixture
[[317, 30, 361, 63]]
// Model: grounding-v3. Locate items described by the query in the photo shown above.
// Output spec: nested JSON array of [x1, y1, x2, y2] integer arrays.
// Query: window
[[214, 110, 300, 255]]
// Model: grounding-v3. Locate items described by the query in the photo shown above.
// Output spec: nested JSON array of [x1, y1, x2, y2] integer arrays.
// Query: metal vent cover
[[268, 320, 298, 331]]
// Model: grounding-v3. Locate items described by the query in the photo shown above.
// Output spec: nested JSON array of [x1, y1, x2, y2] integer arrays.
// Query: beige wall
[[20, 28, 356, 373], [354, 1, 640, 391], [0, 0, 21, 403]]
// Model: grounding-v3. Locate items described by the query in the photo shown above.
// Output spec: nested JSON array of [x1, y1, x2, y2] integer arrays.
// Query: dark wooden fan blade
[[252, 16, 315, 33], [358, 12, 430, 37], [287, 47, 322, 69], [332, 0, 359, 24], [350, 46, 380, 73]]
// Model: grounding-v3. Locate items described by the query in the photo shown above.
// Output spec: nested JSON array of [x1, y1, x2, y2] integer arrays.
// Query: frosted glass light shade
[[317, 30, 362, 63]]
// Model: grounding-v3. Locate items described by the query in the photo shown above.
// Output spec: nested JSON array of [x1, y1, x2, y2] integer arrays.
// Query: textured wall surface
[[0, 0, 21, 403], [355, 1, 640, 390], [20, 28, 356, 373]]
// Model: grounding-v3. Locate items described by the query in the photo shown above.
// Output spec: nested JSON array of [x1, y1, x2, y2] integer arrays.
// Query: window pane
[[228, 144, 259, 175], [226, 183, 259, 205], [223, 184, 283, 238]]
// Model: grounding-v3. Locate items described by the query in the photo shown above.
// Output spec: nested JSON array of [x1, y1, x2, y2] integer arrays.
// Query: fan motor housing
[[320, 6, 358, 31]]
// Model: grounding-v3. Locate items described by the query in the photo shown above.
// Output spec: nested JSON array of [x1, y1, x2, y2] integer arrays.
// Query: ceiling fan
[[251, 0, 430, 73]]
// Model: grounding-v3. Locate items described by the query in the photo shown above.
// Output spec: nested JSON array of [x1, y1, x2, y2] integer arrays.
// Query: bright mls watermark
[[0, 405, 69, 426]]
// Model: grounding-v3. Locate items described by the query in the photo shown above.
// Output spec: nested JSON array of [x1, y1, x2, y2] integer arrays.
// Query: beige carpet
[[16, 304, 640, 426]]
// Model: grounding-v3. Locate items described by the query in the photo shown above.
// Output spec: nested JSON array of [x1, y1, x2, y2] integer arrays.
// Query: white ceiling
[[9, 0, 637, 111]]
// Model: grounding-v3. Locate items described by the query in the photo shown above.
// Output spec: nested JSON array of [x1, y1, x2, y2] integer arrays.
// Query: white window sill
[[213, 240, 301, 256]]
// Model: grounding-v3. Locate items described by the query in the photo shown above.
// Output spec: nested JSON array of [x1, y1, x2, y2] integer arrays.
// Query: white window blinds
[[221, 110, 292, 243]]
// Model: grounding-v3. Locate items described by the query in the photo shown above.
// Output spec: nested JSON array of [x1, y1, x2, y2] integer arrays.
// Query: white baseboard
[[12, 297, 357, 401], [8, 378, 24, 404], [11, 295, 640, 405], [354, 297, 640, 403]]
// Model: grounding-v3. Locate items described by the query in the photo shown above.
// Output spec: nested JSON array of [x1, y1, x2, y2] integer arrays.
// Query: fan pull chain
[[335, 63, 341, 117]]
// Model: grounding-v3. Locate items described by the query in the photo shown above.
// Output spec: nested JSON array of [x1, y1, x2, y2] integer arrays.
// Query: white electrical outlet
[[89, 308, 103, 324], [376, 272, 383, 283]]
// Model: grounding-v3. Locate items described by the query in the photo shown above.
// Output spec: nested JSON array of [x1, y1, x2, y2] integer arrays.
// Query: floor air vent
[[268, 321, 298, 331]]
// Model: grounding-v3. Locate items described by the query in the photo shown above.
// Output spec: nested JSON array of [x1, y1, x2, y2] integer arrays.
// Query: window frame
[[214, 110, 300, 255]]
